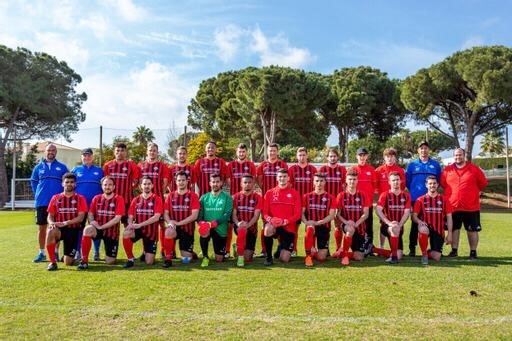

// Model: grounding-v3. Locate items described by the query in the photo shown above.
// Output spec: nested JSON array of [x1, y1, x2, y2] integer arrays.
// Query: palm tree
[[132, 126, 155, 147], [480, 130, 505, 168]]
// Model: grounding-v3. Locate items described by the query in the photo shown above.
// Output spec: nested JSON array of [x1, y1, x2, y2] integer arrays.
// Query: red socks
[[81, 236, 92, 263], [418, 233, 429, 256], [159, 226, 165, 254], [46, 242, 57, 263], [163, 237, 176, 261], [373, 247, 391, 257], [236, 228, 247, 256], [260, 229, 266, 253], [122, 238, 134, 259], [304, 226, 315, 254], [389, 236, 399, 257], [342, 235, 352, 256], [334, 229, 343, 250]]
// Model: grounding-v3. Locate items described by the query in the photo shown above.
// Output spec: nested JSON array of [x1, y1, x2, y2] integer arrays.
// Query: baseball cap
[[356, 147, 369, 155], [81, 148, 93, 155], [418, 141, 430, 148]]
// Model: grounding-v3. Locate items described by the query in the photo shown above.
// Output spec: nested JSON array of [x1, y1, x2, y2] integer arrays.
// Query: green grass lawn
[[1, 210, 511, 339]]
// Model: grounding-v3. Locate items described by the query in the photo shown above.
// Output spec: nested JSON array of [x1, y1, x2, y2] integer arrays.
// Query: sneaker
[[237, 256, 245, 267], [408, 249, 416, 257], [77, 261, 89, 270], [47, 262, 58, 271], [341, 256, 350, 266], [93, 252, 100, 261], [305, 255, 313, 267], [256, 252, 266, 258], [421, 255, 429, 265], [201, 257, 209, 268], [74, 252, 82, 262], [448, 249, 458, 257], [138, 253, 146, 262], [385, 257, 399, 264], [33, 253, 46, 263], [181, 256, 191, 264], [291, 251, 297, 258], [162, 260, 173, 268], [364, 243, 374, 257], [224, 252, 231, 260], [123, 260, 135, 268], [263, 259, 273, 266], [469, 251, 478, 260]]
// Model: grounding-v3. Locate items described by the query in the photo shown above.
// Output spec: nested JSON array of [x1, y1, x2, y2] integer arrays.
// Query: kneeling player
[[412, 176, 453, 265], [162, 171, 200, 268], [232, 174, 262, 267], [302, 172, 336, 267], [336, 169, 369, 266], [122, 176, 163, 268], [78, 176, 125, 270]]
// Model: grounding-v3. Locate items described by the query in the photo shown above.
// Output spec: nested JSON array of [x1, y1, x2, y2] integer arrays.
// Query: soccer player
[[162, 171, 200, 268], [318, 148, 346, 252], [412, 176, 453, 265], [405, 141, 442, 256], [103, 143, 141, 228], [122, 176, 163, 268], [194, 141, 227, 197], [376, 172, 411, 264], [335, 169, 369, 266], [31, 143, 69, 263], [231, 174, 262, 267], [197, 173, 233, 267], [262, 168, 301, 265], [169, 146, 196, 192], [440, 148, 487, 259], [77, 176, 125, 270], [45, 173, 87, 271], [301, 172, 336, 267], [71, 147, 103, 261], [352, 147, 377, 254], [256, 143, 288, 256]]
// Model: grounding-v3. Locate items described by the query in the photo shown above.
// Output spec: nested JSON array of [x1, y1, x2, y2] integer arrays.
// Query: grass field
[[1, 210, 511, 339]]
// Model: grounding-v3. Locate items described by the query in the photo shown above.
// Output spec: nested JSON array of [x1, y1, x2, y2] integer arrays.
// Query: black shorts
[[234, 227, 257, 252], [57, 227, 79, 258], [427, 226, 444, 253], [452, 211, 482, 232], [93, 228, 119, 258], [131, 229, 157, 254], [380, 223, 404, 250], [175, 227, 194, 253], [314, 226, 330, 250], [35, 206, 48, 225], [210, 228, 227, 256], [276, 228, 295, 253]]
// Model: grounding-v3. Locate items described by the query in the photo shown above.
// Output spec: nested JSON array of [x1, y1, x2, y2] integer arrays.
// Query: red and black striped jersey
[[103, 160, 140, 205], [232, 191, 262, 232], [336, 191, 367, 235], [47, 193, 88, 229], [164, 190, 200, 235], [227, 160, 257, 195], [138, 160, 169, 198], [89, 194, 125, 240], [194, 157, 227, 196], [168, 164, 196, 192], [377, 190, 411, 223], [302, 191, 336, 230], [128, 193, 163, 240], [288, 164, 317, 197], [256, 159, 288, 194], [318, 164, 346, 197], [414, 194, 453, 235]]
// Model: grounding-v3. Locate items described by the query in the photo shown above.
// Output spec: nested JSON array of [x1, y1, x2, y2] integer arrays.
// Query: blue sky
[[1, 0, 512, 152]]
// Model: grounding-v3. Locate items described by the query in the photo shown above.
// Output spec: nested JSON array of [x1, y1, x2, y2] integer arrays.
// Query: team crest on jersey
[[322, 197, 328, 202], [39, 170, 45, 174], [249, 199, 255, 204], [94, 172, 99, 175], [287, 194, 292, 198], [244, 166, 249, 170], [336, 171, 340, 175], [306, 170, 311, 174], [415, 167, 420, 171], [437, 200, 442, 205], [122, 167, 128, 171], [355, 197, 361, 202], [77, 172, 83, 177], [148, 202, 154, 207], [71, 199, 77, 204], [153, 166, 159, 171], [400, 198, 406, 202], [214, 163, 218, 167], [56, 167, 62, 171], [366, 171, 371, 175], [184, 197, 190, 202], [429, 165, 435, 168], [218, 200, 224, 205], [110, 203, 116, 207]]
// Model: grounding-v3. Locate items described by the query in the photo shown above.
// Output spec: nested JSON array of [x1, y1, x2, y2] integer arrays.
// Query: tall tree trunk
[[336, 124, 349, 163], [249, 138, 256, 162], [465, 132, 475, 162]]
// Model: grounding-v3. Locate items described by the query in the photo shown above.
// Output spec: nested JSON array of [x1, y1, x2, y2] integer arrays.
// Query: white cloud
[[34, 32, 90, 71], [214, 24, 245, 62], [80, 13, 111, 41], [105, 0, 147, 22]]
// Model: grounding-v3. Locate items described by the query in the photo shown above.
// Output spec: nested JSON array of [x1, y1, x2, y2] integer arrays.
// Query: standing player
[[261, 169, 301, 265], [169, 146, 196, 192], [318, 148, 346, 252], [412, 176, 453, 265], [45, 173, 87, 271], [352, 147, 377, 254], [77, 176, 125, 270], [194, 141, 227, 197], [122, 176, 163, 268], [162, 171, 200, 268], [336, 169, 370, 266], [288, 147, 317, 256], [197, 173, 233, 267], [405, 141, 442, 256], [31, 143, 69, 263], [103, 143, 140, 228], [440, 148, 487, 259], [256, 143, 288, 256], [301, 172, 336, 267], [231, 174, 262, 267], [376, 172, 411, 264]]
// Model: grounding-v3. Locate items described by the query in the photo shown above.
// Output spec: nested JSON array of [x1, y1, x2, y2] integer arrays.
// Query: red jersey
[[414, 194, 453, 235], [138, 160, 169, 198], [103, 160, 140, 205], [89, 193, 125, 240], [288, 164, 317, 197], [232, 191, 263, 232], [302, 191, 336, 230], [318, 164, 346, 197], [194, 157, 227, 196], [377, 190, 411, 223], [375, 164, 406, 194], [227, 160, 257, 195], [128, 193, 164, 240], [440, 162, 487, 212], [47, 193, 88, 228], [168, 164, 196, 192], [336, 191, 367, 236], [353, 164, 377, 204], [262, 186, 301, 233], [256, 159, 288, 194], [164, 190, 200, 235]]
